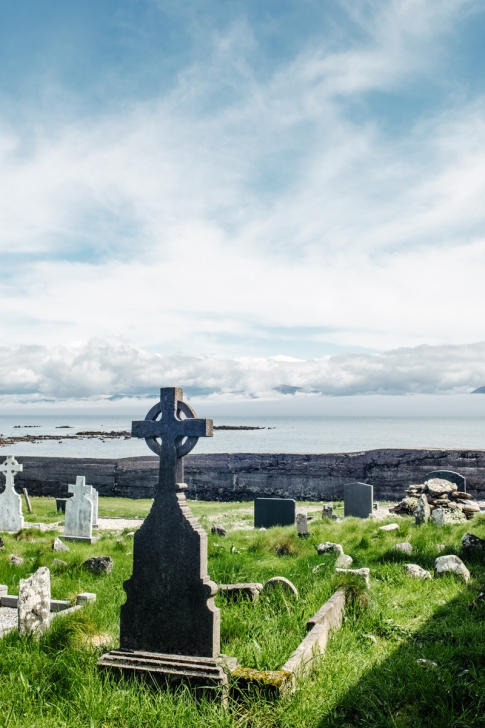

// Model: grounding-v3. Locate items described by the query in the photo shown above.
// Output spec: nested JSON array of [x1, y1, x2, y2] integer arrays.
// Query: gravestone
[[87, 486, 99, 527], [425, 470, 466, 493], [18, 566, 51, 636], [64, 476, 97, 543], [0, 455, 24, 533], [98, 388, 236, 691], [254, 498, 295, 528], [296, 513, 309, 537], [322, 503, 333, 519], [343, 482, 373, 519]]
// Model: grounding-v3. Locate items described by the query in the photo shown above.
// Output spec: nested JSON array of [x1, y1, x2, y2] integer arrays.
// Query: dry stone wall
[[9, 449, 485, 501]]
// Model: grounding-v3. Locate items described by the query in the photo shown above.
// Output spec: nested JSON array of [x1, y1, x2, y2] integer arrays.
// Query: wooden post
[[22, 488, 33, 514]]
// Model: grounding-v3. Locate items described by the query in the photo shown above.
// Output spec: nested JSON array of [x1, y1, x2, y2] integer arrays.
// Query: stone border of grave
[[0, 585, 96, 638], [231, 588, 346, 696]]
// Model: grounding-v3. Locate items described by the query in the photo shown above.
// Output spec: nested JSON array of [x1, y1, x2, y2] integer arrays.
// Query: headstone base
[[63, 535, 100, 544], [98, 649, 238, 696]]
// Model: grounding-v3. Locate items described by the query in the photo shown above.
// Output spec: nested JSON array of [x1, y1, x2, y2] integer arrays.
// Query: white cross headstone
[[0, 455, 24, 533], [64, 476, 97, 542]]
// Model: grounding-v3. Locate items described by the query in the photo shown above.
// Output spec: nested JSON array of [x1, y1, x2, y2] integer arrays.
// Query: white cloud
[[0, 0, 483, 356], [0, 337, 484, 402]]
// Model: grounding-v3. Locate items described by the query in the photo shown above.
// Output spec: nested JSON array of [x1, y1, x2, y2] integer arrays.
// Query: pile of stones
[[390, 478, 481, 521]]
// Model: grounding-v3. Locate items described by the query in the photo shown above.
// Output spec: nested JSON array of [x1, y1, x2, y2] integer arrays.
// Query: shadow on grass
[[316, 573, 485, 728]]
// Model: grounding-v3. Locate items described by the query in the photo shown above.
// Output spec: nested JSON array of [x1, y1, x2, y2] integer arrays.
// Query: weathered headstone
[[426, 470, 466, 493], [87, 486, 99, 527], [414, 493, 431, 524], [296, 513, 309, 537], [64, 476, 97, 543], [0, 455, 24, 533], [18, 566, 51, 636], [254, 498, 295, 528], [321, 503, 333, 519], [98, 388, 236, 691], [343, 483, 373, 519]]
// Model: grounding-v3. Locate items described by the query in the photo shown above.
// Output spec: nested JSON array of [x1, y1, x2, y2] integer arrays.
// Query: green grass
[[1, 501, 484, 727]]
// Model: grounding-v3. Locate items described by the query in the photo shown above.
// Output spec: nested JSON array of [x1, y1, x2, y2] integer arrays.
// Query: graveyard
[[0, 390, 485, 727]]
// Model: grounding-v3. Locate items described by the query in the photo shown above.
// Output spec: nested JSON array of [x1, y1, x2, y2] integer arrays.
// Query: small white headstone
[[18, 566, 51, 636], [0, 455, 24, 533], [64, 476, 94, 541]]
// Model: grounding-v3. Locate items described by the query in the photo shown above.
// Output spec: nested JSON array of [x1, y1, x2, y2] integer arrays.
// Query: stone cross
[[64, 476, 95, 542], [0, 455, 24, 533], [119, 387, 219, 658]]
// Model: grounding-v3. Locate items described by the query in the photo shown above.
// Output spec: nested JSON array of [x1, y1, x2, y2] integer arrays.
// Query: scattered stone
[[404, 564, 432, 580], [76, 592, 97, 605], [0, 536, 4, 551], [211, 525, 227, 537], [52, 558, 67, 568], [317, 542, 344, 556], [218, 583, 263, 602], [394, 542, 413, 554], [362, 633, 377, 643], [126, 532, 135, 538], [417, 659, 437, 669], [461, 503, 481, 519], [18, 566, 51, 636], [321, 503, 333, 518], [331, 515, 343, 522], [451, 491, 471, 500], [462, 532, 485, 554], [261, 576, 298, 598], [9, 554, 24, 566], [432, 507, 466, 525], [335, 553, 353, 568], [389, 497, 418, 515], [426, 478, 458, 498], [52, 537, 70, 552], [436, 544, 446, 552], [434, 555, 470, 583], [335, 567, 370, 587], [380, 523, 399, 532], [413, 493, 431, 524], [83, 556, 113, 575]]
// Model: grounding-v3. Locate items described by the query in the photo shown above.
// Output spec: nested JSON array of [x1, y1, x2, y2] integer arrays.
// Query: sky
[[1, 0, 485, 409]]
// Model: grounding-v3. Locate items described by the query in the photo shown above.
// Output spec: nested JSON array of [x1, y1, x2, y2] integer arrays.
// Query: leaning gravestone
[[64, 476, 97, 543], [344, 482, 373, 518], [0, 455, 24, 533], [18, 566, 51, 636], [98, 388, 237, 691], [254, 498, 295, 528]]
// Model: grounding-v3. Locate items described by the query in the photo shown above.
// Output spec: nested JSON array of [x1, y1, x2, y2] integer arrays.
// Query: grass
[[0, 499, 484, 727]]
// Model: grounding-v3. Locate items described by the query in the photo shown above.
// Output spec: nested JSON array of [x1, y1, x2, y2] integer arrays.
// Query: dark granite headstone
[[425, 470, 466, 493], [98, 388, 237, 692], [254, 498, 295, 528], [344, 482, 373, 519]]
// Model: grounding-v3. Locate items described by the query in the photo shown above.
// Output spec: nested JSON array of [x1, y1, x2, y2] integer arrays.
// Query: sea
[[1, 415, 485, 458]]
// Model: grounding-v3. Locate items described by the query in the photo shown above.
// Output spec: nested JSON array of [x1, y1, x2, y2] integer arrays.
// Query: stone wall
[[8, 449, 485, 501]]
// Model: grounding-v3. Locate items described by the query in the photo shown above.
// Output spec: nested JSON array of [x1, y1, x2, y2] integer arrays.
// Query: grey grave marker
[[0, 455, 24, 533], [344, 482, 374, 519], [64, 476, 98, 543], [254, 498, 295, 528], [98, 387, 237, 692]]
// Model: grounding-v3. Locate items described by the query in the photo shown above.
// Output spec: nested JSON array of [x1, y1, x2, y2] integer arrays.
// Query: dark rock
[[0, 537, 4, 551], [83, 556, 113, 575], [211, 525, 227, 537], [462, 532, 485, 554]]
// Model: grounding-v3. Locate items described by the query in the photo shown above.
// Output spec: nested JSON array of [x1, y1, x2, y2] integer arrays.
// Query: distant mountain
[[472, 387, 485, 393]]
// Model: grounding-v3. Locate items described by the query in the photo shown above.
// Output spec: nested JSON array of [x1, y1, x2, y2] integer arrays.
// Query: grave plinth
[[98, 388, 237, 694]]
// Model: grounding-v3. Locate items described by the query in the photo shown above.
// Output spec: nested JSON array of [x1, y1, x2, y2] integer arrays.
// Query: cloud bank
[[1, 338, 485, 403]]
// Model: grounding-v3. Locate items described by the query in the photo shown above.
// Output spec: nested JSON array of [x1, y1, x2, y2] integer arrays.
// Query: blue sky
[[1, 1, 485, 403]]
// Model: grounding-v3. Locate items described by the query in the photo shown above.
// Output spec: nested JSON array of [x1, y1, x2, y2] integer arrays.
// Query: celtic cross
[[131, 387, 213, 489]]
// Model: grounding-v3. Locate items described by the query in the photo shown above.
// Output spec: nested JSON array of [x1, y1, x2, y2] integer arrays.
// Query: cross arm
[[181, 418, 213, 438], [132, 421, 163, 439]]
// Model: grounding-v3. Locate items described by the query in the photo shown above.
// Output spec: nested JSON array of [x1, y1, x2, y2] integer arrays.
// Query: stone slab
[[306, 589, 346, 632], [18, 566, 51, 636], [63, 535, 100, 543], [344, 482, 373, 518], [254, 498, 295, 528], [426, 470, 466, 492]]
